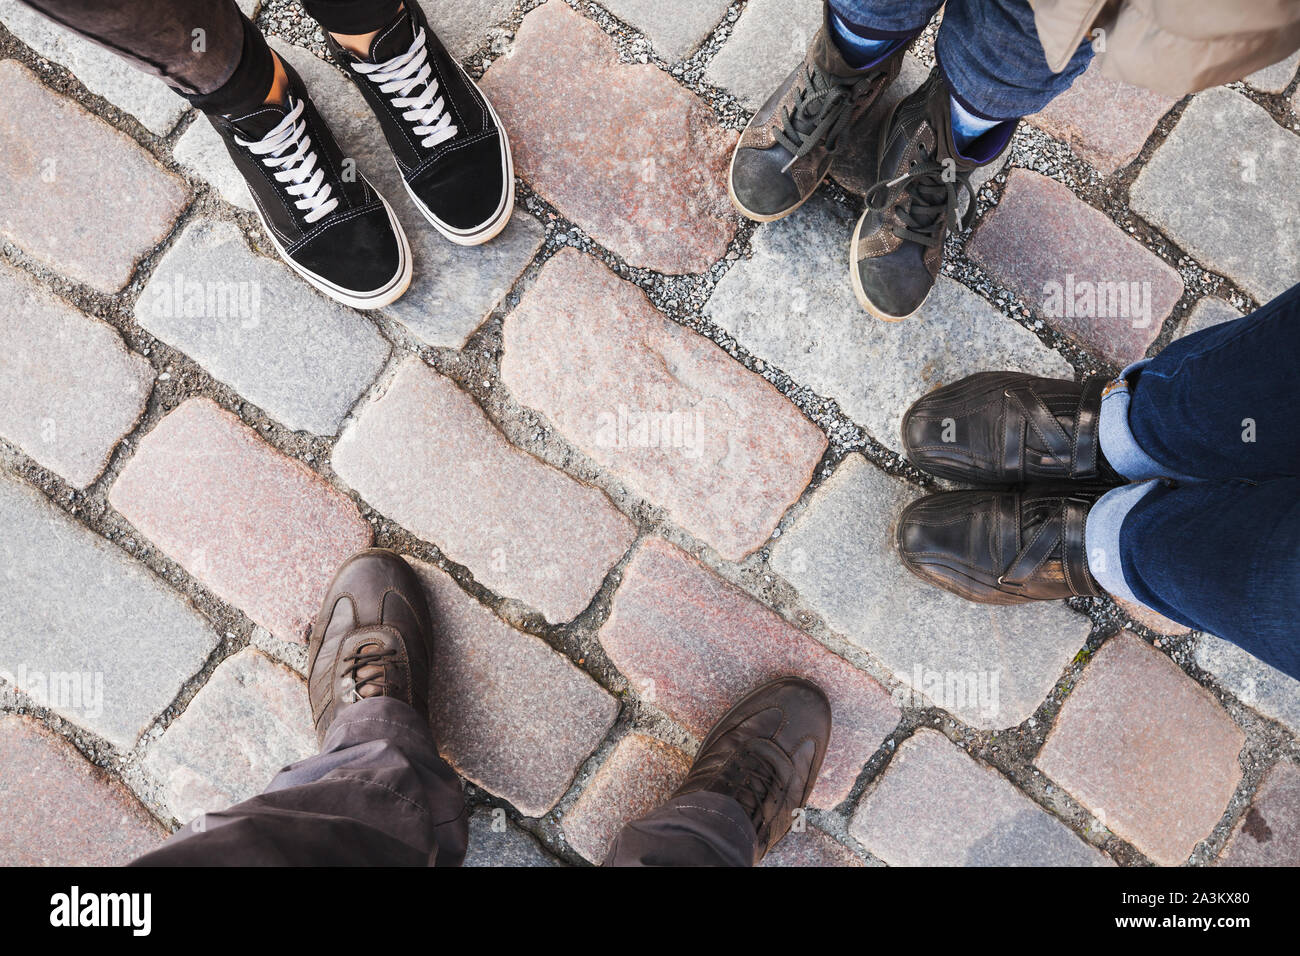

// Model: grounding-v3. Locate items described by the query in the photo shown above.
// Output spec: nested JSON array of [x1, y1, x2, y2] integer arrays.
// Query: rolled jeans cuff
[[1099, 360, 1201, 483], [828, 0, 936, 36], [1085, 479, 1160, 606]]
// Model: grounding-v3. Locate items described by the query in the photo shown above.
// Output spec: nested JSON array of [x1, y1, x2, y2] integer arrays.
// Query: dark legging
[[17, 0, 402, 115]]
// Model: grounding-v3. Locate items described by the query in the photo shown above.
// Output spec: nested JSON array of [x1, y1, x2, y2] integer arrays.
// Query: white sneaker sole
[[398, 70, 515, 247], [247, 182, 413, 310], [848, 209, 928, 322]]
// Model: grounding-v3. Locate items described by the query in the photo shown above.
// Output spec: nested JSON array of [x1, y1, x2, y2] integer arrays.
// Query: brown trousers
[[131, 698, 757, 867]]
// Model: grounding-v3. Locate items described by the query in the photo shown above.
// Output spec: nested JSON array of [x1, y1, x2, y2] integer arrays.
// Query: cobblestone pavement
[[1, 0, 1298, 867]]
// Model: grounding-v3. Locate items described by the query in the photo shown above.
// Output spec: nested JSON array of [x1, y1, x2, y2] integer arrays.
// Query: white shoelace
[[353, 28, 458, 150], [235, 97, 339, 224]]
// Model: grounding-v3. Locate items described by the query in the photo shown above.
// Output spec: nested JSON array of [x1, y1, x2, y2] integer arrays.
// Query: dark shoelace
[[342, 643, 400, 700], [721, 747, 788, 831], [864, 153, 976, 247], [773, 64, 878, 172]]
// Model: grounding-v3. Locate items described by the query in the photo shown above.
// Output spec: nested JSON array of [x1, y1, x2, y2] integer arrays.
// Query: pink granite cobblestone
[[502, 250, 827, 561], [1219, 761, 1300, 867], [109, 398, 372, 643], [1036, 633, 1245, 865], [968, 170, 1183, 365], [0, 715, 164, 865], [481, 2, 738, 273], [562, 732, 691, 863], [1028, 69, 1177, 174], [0, 60, 187, 292], [599, 537, 900, 808], [412, 558, 619, 818]]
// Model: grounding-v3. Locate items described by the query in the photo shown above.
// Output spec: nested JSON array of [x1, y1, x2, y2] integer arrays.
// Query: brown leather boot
[[901, 371, 1122, 486], [851, 68, 1014, 320], [307, 548, 434, 745], [727, 2, 905, 222], [896, 486, 1105, 605], [669, 677, 832, 864]]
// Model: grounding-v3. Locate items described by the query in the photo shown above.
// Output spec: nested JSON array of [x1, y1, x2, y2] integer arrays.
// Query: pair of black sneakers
[[208, 2, 513, 309]]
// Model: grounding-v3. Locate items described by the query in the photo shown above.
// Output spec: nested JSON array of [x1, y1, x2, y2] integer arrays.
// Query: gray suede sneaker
[[851, 68, 1013, 321], [727, 1, 905, 222]]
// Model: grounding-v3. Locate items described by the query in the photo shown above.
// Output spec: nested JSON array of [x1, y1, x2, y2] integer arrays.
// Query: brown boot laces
[[864, 152, 976, 248], [775, 64, 881, 171], [721, 746, 789, 832], [342, 642, 401, 700]]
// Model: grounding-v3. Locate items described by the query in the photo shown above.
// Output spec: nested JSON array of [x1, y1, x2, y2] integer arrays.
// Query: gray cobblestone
[[0, 473, 218, 749], [704, 0, 821, 110], [1195, 633, 1300, 738], [850, 729, 1110, 866], [135, 218, 391, 436], [1245, 50, 1300, 94], [771, 455, 1091, 730], [600, 0, 731, 62], [141, 647, 314, 824], [1179, 297, 1243, 339], [705, 195, 1071, 452], [1132, 88, 1300, 304]]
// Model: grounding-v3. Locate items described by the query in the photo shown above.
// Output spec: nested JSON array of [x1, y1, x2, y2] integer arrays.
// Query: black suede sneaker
[[727, 1, 905, 222], [851, 68, 1013, 321], [209, 59, 411, 309], [326, 2, 514, 245]]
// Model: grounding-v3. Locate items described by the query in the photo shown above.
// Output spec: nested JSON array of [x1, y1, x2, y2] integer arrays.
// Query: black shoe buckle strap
[[998, 495, 1100, 597], [1002, 378, 1106, 481]]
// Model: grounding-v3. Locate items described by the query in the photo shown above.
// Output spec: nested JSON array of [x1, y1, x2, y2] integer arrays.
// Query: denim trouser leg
[[829, 0, 1094, 119], [1088, 283, 1300, 679], [1102, 281, 1300, 483], [1101, 479, 1300, 680], [828, 0, 942, 38]]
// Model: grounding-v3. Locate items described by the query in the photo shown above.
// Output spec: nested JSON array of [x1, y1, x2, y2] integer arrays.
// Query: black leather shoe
[[671, 677, 831, 864], [209, 60, 411, 309], [326, 2, 514, 245], [901, 371, 1121, 486], [897, 486, 1105, 605], [307, 548, 433, 745]]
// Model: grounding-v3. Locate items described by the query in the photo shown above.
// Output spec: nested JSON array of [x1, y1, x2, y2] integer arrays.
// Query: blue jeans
[[830, 0, 1094, 120], [1088, 284, 1300, 680]]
